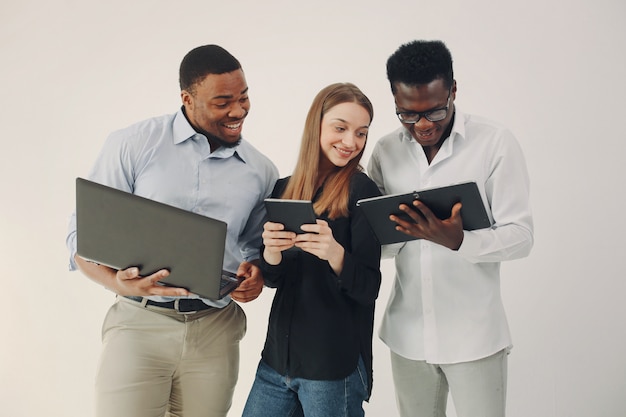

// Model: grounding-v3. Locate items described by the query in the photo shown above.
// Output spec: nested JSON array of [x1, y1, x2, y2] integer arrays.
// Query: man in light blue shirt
[[66, 45, 278, 417]]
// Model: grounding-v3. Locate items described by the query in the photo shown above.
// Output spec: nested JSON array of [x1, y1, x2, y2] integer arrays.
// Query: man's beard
[[181, 106, 243, 149], [198, 127, 242, 149]]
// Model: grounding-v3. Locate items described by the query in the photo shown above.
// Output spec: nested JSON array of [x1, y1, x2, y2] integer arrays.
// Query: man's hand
[[391, 201, 464, 250], [114, 267, 190, 297], [230, 261, 264, 303], [73, 254, 189, 297]]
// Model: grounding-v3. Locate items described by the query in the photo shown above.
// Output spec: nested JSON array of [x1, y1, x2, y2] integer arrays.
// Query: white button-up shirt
[[367, 110, 533, 364]]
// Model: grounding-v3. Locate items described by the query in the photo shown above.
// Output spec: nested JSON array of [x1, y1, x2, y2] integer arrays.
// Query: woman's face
[[319, 102, 370, 168]]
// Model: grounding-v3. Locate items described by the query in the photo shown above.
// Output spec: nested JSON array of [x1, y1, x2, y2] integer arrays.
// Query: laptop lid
[[75, 177, 241, 300]]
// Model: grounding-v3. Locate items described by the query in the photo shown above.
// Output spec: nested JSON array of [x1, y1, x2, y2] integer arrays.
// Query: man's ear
[[181, 90, 193, 109]]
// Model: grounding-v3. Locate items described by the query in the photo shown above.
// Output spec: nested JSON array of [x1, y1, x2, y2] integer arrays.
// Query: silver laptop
[[75, 177, 242, 300]]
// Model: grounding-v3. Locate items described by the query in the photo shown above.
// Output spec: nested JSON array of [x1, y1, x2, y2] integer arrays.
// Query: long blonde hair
[[281, 83, 374, 219]]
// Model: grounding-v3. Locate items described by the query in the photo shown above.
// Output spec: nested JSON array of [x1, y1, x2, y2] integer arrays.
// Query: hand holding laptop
[[229, 261, 264, 303], [116, 267, 191, 297], [73, 255, 191, 297], [76, 178, 243, 300]]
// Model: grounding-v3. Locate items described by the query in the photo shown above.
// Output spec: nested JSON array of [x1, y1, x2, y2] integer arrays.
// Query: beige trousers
[[95, 296, 246, 417]]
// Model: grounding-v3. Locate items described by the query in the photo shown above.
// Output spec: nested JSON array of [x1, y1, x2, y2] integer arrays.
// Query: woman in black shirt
[[242, 83, 382, 417]]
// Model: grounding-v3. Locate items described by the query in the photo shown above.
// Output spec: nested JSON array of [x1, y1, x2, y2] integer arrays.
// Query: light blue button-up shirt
[[66, 109, 278, 307]]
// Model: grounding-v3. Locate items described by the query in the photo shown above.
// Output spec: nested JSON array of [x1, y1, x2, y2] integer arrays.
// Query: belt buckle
[[173, 298, 197, 314]]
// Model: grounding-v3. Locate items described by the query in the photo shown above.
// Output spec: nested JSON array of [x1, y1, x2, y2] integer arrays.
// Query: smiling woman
[[241, 83, 383, 417], [319, 102, 370, 172]]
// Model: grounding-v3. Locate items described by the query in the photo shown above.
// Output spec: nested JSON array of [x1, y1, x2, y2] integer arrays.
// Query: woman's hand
[[262, 221, 297, 265], [296, 220, 345, 275]]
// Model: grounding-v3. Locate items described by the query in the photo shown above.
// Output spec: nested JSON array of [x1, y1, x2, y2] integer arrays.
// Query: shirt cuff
[[457, 230, 480, 257]]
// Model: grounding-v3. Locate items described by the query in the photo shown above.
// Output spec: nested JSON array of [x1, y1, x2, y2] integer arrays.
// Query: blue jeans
[[242, 358, 368, 417]]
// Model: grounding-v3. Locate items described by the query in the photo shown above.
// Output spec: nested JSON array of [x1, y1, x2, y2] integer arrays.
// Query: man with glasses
[[367, 40, 533, 417]]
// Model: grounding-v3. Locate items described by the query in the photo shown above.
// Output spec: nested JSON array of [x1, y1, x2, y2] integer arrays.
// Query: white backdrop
[[1, 1, 625, 416]]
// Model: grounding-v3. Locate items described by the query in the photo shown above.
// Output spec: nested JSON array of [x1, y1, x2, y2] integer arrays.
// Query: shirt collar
[[172, 107, 247, 163], [173, 108, 198, 145], [450, 109, 466, 141]]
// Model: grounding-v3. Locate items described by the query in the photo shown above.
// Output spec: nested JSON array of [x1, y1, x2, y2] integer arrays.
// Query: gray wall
[[2, 1, 624, 416]]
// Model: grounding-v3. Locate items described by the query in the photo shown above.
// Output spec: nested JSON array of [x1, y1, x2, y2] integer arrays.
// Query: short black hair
[[386, 40, 454, 92], [179, 45, 242, 92]]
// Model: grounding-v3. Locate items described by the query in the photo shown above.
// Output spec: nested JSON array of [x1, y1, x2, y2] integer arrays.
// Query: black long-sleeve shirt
[[259, 172, 382, 398]]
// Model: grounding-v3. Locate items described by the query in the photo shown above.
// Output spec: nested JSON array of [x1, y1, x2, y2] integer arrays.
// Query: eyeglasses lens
[[398, 108, 447, 123]]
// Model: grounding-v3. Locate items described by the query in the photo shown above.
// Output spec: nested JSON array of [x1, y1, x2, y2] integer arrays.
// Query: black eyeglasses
[[396, 90, 452, 124]]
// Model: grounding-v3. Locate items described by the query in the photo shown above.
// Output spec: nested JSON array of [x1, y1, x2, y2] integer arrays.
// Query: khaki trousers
[[95, 296, 246, 417]]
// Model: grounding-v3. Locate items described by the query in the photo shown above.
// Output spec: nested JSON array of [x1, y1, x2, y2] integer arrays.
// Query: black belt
[[124, 296, 213, 313]]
